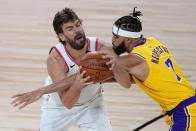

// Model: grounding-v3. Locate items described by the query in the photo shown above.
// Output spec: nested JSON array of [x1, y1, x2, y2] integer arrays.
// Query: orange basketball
[[80, 52, 114, 83]]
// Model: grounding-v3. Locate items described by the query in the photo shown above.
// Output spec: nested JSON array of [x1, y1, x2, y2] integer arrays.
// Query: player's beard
[[66, 33, 86, 50], [113, 40, 127, 55]]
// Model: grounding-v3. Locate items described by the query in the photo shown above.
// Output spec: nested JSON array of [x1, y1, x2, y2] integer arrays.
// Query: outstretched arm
[[11, 49, 75, 109], [11, 75, 75, 109]]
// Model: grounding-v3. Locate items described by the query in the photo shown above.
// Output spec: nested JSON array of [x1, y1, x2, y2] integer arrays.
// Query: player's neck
[[128, 38, 143, 52], [65, 42, 87, 62]]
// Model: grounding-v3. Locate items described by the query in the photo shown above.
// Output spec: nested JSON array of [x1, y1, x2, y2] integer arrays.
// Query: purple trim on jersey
[[131, 52, 145, 59], [134, 38, 146, 48]]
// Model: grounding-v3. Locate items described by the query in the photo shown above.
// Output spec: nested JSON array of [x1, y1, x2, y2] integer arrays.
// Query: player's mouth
[[75, 34, 83, 42]]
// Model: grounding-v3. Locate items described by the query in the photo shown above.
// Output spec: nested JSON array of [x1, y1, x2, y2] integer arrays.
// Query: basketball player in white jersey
[[12, 8, 130, 131], [41, 8, 113, 131]]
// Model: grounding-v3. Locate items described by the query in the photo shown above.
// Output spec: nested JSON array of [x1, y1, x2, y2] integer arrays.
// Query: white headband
[[112, 24, 142, 38]]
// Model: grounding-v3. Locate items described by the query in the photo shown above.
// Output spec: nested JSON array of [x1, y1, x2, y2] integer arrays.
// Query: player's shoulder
[[87, 37, 108, 45], [87, 36, 98, 40], [49, 44, 61, 56], [146, 37, 158, 42], [47, 44, 63, 63], [49, 48, 59, 58], [146, 37, 164, 45]]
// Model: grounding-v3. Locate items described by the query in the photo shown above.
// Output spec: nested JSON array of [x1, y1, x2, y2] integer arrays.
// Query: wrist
[[38, 88, 45, 95], [112, 61, 119, 71], [72, 83, 84, 91]]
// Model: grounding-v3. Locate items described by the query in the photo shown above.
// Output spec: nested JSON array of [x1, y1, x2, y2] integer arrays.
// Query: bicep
[[116, 55, 146, 73], [47, 50, 68, 83], [116, 55, 149, 82]]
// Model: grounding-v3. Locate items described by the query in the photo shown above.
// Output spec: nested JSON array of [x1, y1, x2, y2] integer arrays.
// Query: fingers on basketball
[[80, 52, 113, 83]]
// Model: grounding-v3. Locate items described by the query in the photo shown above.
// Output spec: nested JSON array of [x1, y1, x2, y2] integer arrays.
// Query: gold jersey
[[131, 37, 195, 111]]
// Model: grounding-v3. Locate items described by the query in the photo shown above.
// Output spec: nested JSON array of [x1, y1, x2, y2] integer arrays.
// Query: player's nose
[[73, 26, 81, 34]]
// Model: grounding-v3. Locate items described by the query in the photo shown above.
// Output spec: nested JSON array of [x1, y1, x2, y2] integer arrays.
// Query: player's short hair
[[114, 7, 142, 34], [53, 8, 81, 44]]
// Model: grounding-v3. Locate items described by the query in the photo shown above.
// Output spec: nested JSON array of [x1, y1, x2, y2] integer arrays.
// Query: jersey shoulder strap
[[86, 37, 98, 52]]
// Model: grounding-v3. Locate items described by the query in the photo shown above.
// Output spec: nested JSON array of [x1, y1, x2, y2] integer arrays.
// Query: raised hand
[[102, 53, 117, 70]]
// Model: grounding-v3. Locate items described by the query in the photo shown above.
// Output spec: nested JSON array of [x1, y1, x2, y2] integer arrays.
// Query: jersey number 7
[[165, 58, 182, 82]]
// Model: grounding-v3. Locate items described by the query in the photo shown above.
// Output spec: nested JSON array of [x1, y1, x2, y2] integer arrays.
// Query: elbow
[[62, 101, 74, 109], [121, 83, 132, 89], [66, 105, 73, 109], [124, 85, 131, 89], [63, 103, 73, 109]]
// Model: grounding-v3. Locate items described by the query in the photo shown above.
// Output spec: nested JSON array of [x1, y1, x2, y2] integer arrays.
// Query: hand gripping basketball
[[80, 52, 114, 83]]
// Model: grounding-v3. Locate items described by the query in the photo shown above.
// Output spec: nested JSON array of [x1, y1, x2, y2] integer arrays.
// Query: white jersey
[[42, 37, 102, 108], [40, 37, 112, 131]]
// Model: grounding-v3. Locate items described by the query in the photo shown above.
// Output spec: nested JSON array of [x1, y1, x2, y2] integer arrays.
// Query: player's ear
[[58, 33, 66, 42], [126, 38, 132, 44], [125, 38, 132, 46]]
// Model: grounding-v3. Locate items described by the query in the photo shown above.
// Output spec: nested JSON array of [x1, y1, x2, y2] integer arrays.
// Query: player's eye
[[112, 33, 118, 39], [66, 27, 73, 31], [114, 35, 118, 39], [76, 22, 81, 27]]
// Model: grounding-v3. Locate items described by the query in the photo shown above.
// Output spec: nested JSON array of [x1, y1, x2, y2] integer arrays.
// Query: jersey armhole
[[52, 46, 70, 73], [131, 52, 146, 60], [130, 52, 151, 83]]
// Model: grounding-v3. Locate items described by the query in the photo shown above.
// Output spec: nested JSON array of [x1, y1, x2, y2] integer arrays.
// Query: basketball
[[80, 52, 114, 83]]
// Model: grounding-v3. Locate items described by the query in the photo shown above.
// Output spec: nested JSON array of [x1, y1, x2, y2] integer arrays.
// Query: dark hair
[[114, 7, 142, 33], [53, 8, 81, 44]]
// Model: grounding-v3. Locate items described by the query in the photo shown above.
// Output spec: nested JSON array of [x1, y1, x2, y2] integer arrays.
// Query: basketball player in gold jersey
[[105, 7, 196, 131], [11, 7, 196, 130]]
